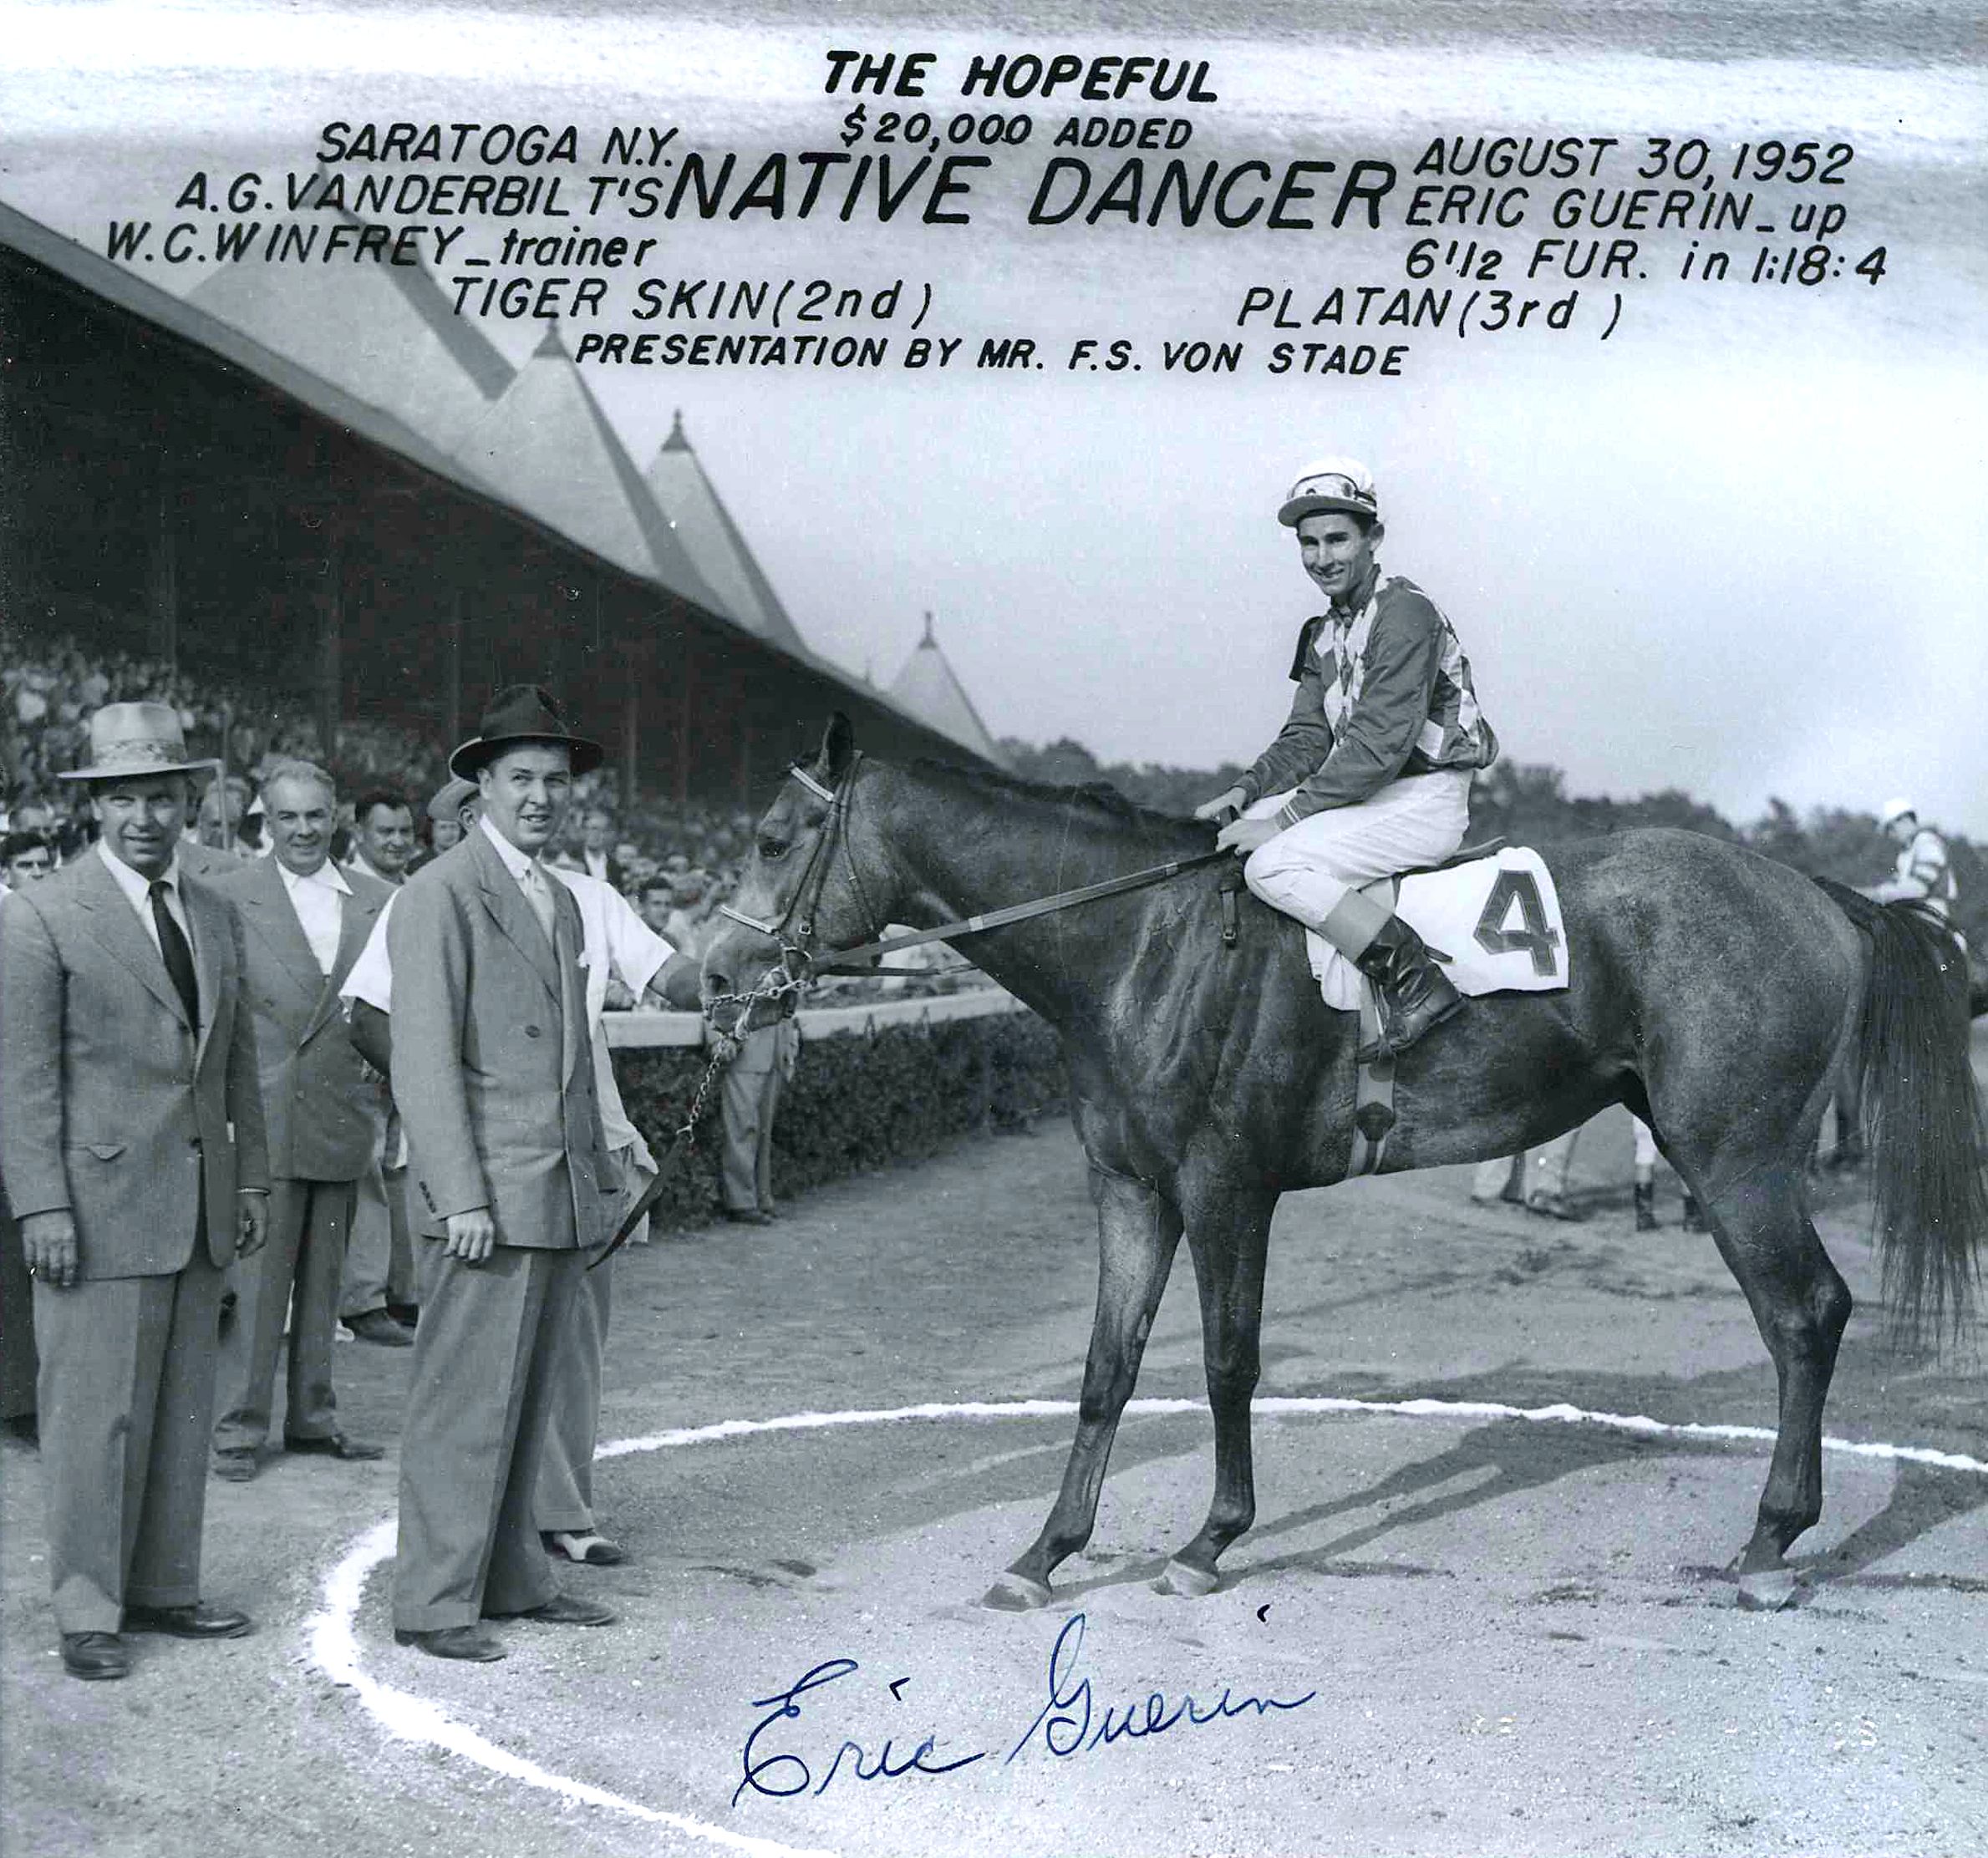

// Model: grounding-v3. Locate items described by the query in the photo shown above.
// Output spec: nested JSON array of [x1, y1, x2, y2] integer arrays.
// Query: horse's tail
[[1817, 878, 1987, 1346]]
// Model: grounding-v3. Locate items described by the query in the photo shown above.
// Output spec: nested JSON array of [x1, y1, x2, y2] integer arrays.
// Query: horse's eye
[[759, 837, 790, 861]]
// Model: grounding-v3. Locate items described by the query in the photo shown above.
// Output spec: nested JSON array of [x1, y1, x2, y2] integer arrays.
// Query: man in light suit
[[0, 704, 269, 1681], [210, 761, 392, 1480], [387, 688, 623, 1662]]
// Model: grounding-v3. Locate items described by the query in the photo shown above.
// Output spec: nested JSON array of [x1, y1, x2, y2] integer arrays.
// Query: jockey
[[1870, 797, 1958, 924], [1196, 458, 1499, 1061]]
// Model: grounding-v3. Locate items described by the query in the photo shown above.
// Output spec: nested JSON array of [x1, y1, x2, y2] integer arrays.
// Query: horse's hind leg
[[1157, 1184, 1276, 1598], [983, 1167, 1182, 1612], [1694, 1173, 1852, 1610]]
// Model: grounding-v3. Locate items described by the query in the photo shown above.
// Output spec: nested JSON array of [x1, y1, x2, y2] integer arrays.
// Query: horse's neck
[[862, 765, 1200, 1033]]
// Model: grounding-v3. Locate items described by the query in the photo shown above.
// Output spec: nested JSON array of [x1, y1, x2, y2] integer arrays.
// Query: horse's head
[[702, 713, 881, 1034]]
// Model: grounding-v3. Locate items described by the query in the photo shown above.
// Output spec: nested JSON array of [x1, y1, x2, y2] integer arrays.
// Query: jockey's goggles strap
[[811, 847, 1231, 973]]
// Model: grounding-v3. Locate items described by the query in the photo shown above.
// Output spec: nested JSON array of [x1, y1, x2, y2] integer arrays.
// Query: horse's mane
[[908, 758, 1206, 841]]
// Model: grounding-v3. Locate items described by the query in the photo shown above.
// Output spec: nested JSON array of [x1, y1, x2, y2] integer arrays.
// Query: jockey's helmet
[[1879, 796, 1917, 830], [1279, 457, 1380, 528]]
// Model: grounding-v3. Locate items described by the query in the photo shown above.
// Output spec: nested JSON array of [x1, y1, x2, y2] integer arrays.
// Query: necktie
[[521, 863, 557, 947], [149, 880, 200, 1029]]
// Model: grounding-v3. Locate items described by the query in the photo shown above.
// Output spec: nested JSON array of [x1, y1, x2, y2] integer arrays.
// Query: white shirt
[[277, 856, 351, 976], [583, 847, 612, 882], [345, 848, 403, 889], [98, 838, 191, 958], [548, 866, 672, 1159]]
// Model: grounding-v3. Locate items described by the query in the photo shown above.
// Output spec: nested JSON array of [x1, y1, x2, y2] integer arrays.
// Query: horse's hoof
[[1736, 1567, 1799, 1612], [981, 1573, 1053, 1612], [1154, 1559, 1220, 1599]]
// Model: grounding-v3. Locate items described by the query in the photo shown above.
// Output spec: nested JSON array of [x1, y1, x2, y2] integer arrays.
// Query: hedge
[[613, 1009, 1069, 1231]]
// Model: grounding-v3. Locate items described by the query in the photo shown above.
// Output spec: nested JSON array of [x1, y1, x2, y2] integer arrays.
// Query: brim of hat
[[449, 733, 604, 779], [58, 758, 219, 783], [1278, 493, 1375, 528]]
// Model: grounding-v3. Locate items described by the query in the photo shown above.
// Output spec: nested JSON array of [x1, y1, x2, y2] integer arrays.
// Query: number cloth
[[1297, 846, 1569, 1012]]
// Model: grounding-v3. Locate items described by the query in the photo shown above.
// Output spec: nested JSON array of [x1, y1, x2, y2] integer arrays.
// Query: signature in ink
[[1004, 1612, 1317, 1765], [734, 1658, 987, 1806]]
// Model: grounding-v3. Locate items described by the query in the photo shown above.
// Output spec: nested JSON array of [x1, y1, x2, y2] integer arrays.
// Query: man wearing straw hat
[[387, 687, 625, 1662], [0, 703, 269, 1681]]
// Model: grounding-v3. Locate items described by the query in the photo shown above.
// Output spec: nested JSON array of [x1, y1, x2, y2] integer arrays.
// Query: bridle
[[710, 751, 875, 1013]]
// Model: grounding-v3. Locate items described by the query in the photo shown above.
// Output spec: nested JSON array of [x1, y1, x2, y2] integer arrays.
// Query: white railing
[[603, 985, 1030, 1048]]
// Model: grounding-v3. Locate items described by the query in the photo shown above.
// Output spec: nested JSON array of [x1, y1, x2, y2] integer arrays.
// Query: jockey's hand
[[1217, 817, 1281, 856], [1193, 786, 1248, 825]]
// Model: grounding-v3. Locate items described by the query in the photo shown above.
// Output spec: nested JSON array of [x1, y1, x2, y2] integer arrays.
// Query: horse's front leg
[[983, 1167, 1182, 1611], [1157, 1184, 1275, 1598]]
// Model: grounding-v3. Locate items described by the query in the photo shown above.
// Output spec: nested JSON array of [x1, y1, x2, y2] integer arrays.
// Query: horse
[[701, 717, 1986, 1612]]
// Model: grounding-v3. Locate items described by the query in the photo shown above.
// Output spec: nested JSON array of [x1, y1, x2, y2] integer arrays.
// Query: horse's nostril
[[706, 972, 730, 996]]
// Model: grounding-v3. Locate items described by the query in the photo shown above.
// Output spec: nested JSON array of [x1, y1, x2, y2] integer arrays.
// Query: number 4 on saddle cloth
[[1305, 845, 1569, 1010], [1299, 846, 1570, 1174]]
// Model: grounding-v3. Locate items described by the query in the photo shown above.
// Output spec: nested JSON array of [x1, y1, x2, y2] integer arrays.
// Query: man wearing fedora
[[386, 687, 626, 1660], [0, 703, 269, 1680]]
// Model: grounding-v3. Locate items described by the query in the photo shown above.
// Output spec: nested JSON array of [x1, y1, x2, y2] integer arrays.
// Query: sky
[[2, 0, 1983, 830]]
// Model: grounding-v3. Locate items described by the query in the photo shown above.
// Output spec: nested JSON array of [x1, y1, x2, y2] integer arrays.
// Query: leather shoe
[[212, 1447, 259, 1482], [61, 1632, 130, 1680], [386, 1302, 420, 1329], [284, 1431, 385, 1461], [124, 1602, 252, 1639], [394, 1624, 507, 1662], [725, 1208, 774, 1227], [493, 1591, 617, 1627], [346, 1309, 413, 1348], [542, 1530, 628, 1566], [1526, 1190, 1586, 1223]]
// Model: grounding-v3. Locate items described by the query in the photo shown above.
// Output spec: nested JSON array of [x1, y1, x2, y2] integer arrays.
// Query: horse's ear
[[819, 712, 856, 780]]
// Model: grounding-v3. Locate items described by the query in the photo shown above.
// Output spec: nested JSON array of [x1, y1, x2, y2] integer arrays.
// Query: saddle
[[1216, 838, 1508, 947]]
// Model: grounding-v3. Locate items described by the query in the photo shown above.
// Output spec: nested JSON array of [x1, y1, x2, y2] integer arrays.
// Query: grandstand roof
[[889, 613, 1008, 768], [188, 190, 512, 455], [446, 326, 726, 604], [643, 412, 808, 654]]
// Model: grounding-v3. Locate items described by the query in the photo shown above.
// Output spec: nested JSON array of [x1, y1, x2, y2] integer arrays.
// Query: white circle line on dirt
[[305, 1394, 1988, 1856]]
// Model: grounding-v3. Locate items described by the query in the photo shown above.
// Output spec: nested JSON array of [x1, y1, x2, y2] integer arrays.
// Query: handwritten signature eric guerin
[[735, 1611, 1317, 1805]]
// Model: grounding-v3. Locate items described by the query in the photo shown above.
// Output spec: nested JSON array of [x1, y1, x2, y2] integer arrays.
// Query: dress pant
[[393, 1242, 581, 1632], [33, 1242, 224, 1633], [339, 1121, 413, 1320], [720, 1024, 789, 1214], [1472, 1127, 1579, 1202], [214, 1176, 353, 1451], [0, 1186, 36, 1422], [536, 1145, 653, 1536]]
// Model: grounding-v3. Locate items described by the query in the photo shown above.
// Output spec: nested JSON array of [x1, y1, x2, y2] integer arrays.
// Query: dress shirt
[[98, 838, 191, 958], [583, 848, 611, 882], [277, 856, 352, 975], [480, 815, 557, 944], [345, 849, 402, 889]]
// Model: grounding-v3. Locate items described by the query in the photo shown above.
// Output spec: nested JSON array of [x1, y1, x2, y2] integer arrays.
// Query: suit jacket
[[387, 828, 618, 1250], [0, 852, 270, 1279], [211, 857, 391, 1183]]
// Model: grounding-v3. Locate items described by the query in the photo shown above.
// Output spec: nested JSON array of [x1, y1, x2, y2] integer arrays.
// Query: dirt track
[[5, 1067, 1987, 1858]]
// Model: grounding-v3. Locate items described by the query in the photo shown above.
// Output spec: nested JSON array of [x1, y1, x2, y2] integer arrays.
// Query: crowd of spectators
[[2, 632, 977, 1000]]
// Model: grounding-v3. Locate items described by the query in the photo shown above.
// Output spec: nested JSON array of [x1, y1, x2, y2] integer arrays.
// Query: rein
[[591, 756, 1231, 1268]]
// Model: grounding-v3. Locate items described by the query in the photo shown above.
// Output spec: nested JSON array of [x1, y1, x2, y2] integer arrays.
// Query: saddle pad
[[1305, 846, 1569, 1011]]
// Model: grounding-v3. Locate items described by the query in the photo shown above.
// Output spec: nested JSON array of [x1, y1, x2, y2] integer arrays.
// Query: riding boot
[[1633, 1179, 1658, 1232], [1353, 916, 1464, 1064]]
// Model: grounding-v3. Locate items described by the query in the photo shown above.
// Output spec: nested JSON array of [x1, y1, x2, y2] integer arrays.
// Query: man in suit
[[209, 762, 392, 1480], [387, 687, 624, 1662], [0, 703, 269, 1681], [577, 805, 624, 891], [338, 789, 419, 1346]]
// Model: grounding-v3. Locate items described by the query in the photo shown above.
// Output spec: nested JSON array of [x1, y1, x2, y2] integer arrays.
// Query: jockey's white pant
[[1242, 771, 1474, 940]]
